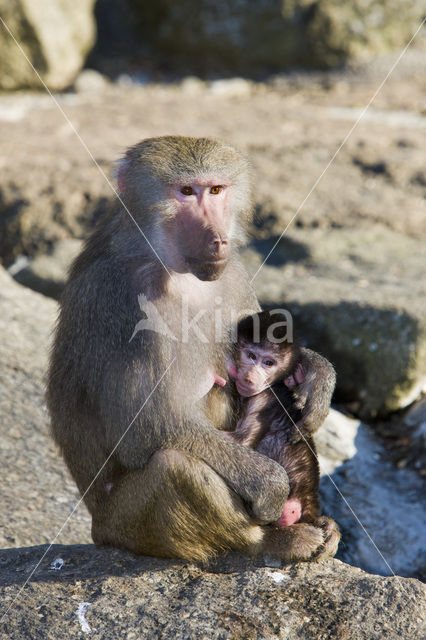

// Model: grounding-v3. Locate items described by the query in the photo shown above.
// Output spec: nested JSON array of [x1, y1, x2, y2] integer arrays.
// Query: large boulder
[[243, 226, 426, 418], [0, 0, 96, 90], [1, 545, 425, 639], [129, 0, 426, 73]]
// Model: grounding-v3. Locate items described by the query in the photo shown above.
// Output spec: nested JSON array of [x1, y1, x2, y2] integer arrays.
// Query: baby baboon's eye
[[210, 186, 223, 195], [263, 359, 275, 367], [180, 186, 194, 196]]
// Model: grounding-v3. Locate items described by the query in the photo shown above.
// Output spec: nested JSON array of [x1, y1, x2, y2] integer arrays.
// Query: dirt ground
[[0, 48, 425, 266]]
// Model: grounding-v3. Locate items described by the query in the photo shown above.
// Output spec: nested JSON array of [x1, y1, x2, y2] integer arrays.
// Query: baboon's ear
[[116, 149, 133, 193]]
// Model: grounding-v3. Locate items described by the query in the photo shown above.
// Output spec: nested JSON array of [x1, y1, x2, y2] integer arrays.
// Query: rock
[[10, 238, 83, 299], [115, 71, 152, 87], [209, 78, 252, 97], [315, 409, 358, 477], [74, 68, 109, 93], [399, 397, 426, 475], [317, 409, 426, 579], [180, 76, 206, 95], [0, 93, 53, 122], [128, 0, 426, 74], [0, 267, 92, 548], [1, 545, 425, 640], [0, 0, 96, 91], [242, 226, 426, 418], [404, 397, 426, 442]]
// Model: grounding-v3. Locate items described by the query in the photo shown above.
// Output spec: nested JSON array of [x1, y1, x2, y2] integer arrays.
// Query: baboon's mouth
[[185, 257, 227, 266], [235, 381, 266, 397], [235, 381, 254, 396], [185, 257, 228, 281]]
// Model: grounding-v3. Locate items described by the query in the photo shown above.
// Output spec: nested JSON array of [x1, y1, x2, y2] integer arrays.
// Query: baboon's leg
[[92, 449, 263, 562], [92, 449, 339, 563]]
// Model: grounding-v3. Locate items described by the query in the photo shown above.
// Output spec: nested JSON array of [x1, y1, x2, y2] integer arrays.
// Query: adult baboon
[[47, 136, 338, 562]]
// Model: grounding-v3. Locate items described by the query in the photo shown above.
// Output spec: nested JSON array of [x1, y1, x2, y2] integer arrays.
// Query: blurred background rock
[[1, 1, 425, 87], [0, 0, 425, 619], [0, 0, 96, 90]]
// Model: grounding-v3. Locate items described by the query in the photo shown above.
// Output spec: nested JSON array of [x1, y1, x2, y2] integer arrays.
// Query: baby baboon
[[225, 311, 321, 527]]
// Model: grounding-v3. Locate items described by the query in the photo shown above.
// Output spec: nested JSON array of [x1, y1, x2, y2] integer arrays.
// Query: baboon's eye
[[210, 186, 223, 195], [181, 186, 194, 196], [263, 359, 275, 367], [247, 351, 256, 361]]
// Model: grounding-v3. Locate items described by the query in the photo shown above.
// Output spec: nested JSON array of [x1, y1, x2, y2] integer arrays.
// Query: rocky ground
[[1, 546, 425, 640], [0, 50, 425, 638]]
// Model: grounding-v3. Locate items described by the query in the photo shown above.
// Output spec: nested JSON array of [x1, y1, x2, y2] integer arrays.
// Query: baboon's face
[[169, 180, 232, 281]]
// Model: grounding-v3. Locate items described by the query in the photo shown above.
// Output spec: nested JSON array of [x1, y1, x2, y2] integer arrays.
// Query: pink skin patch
[[214, 373, 227, 387], [198, 371, 227, 398], [275, 498, 302, 527]]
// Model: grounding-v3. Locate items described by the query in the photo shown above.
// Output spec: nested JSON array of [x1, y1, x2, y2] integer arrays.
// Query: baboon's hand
[[248, 459, 289, 524], [291, 349, 336, 435]]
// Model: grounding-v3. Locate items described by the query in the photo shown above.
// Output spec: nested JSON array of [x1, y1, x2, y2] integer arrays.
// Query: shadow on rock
[[249, 235, 310, 267], [0, 544, 179, 587]]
